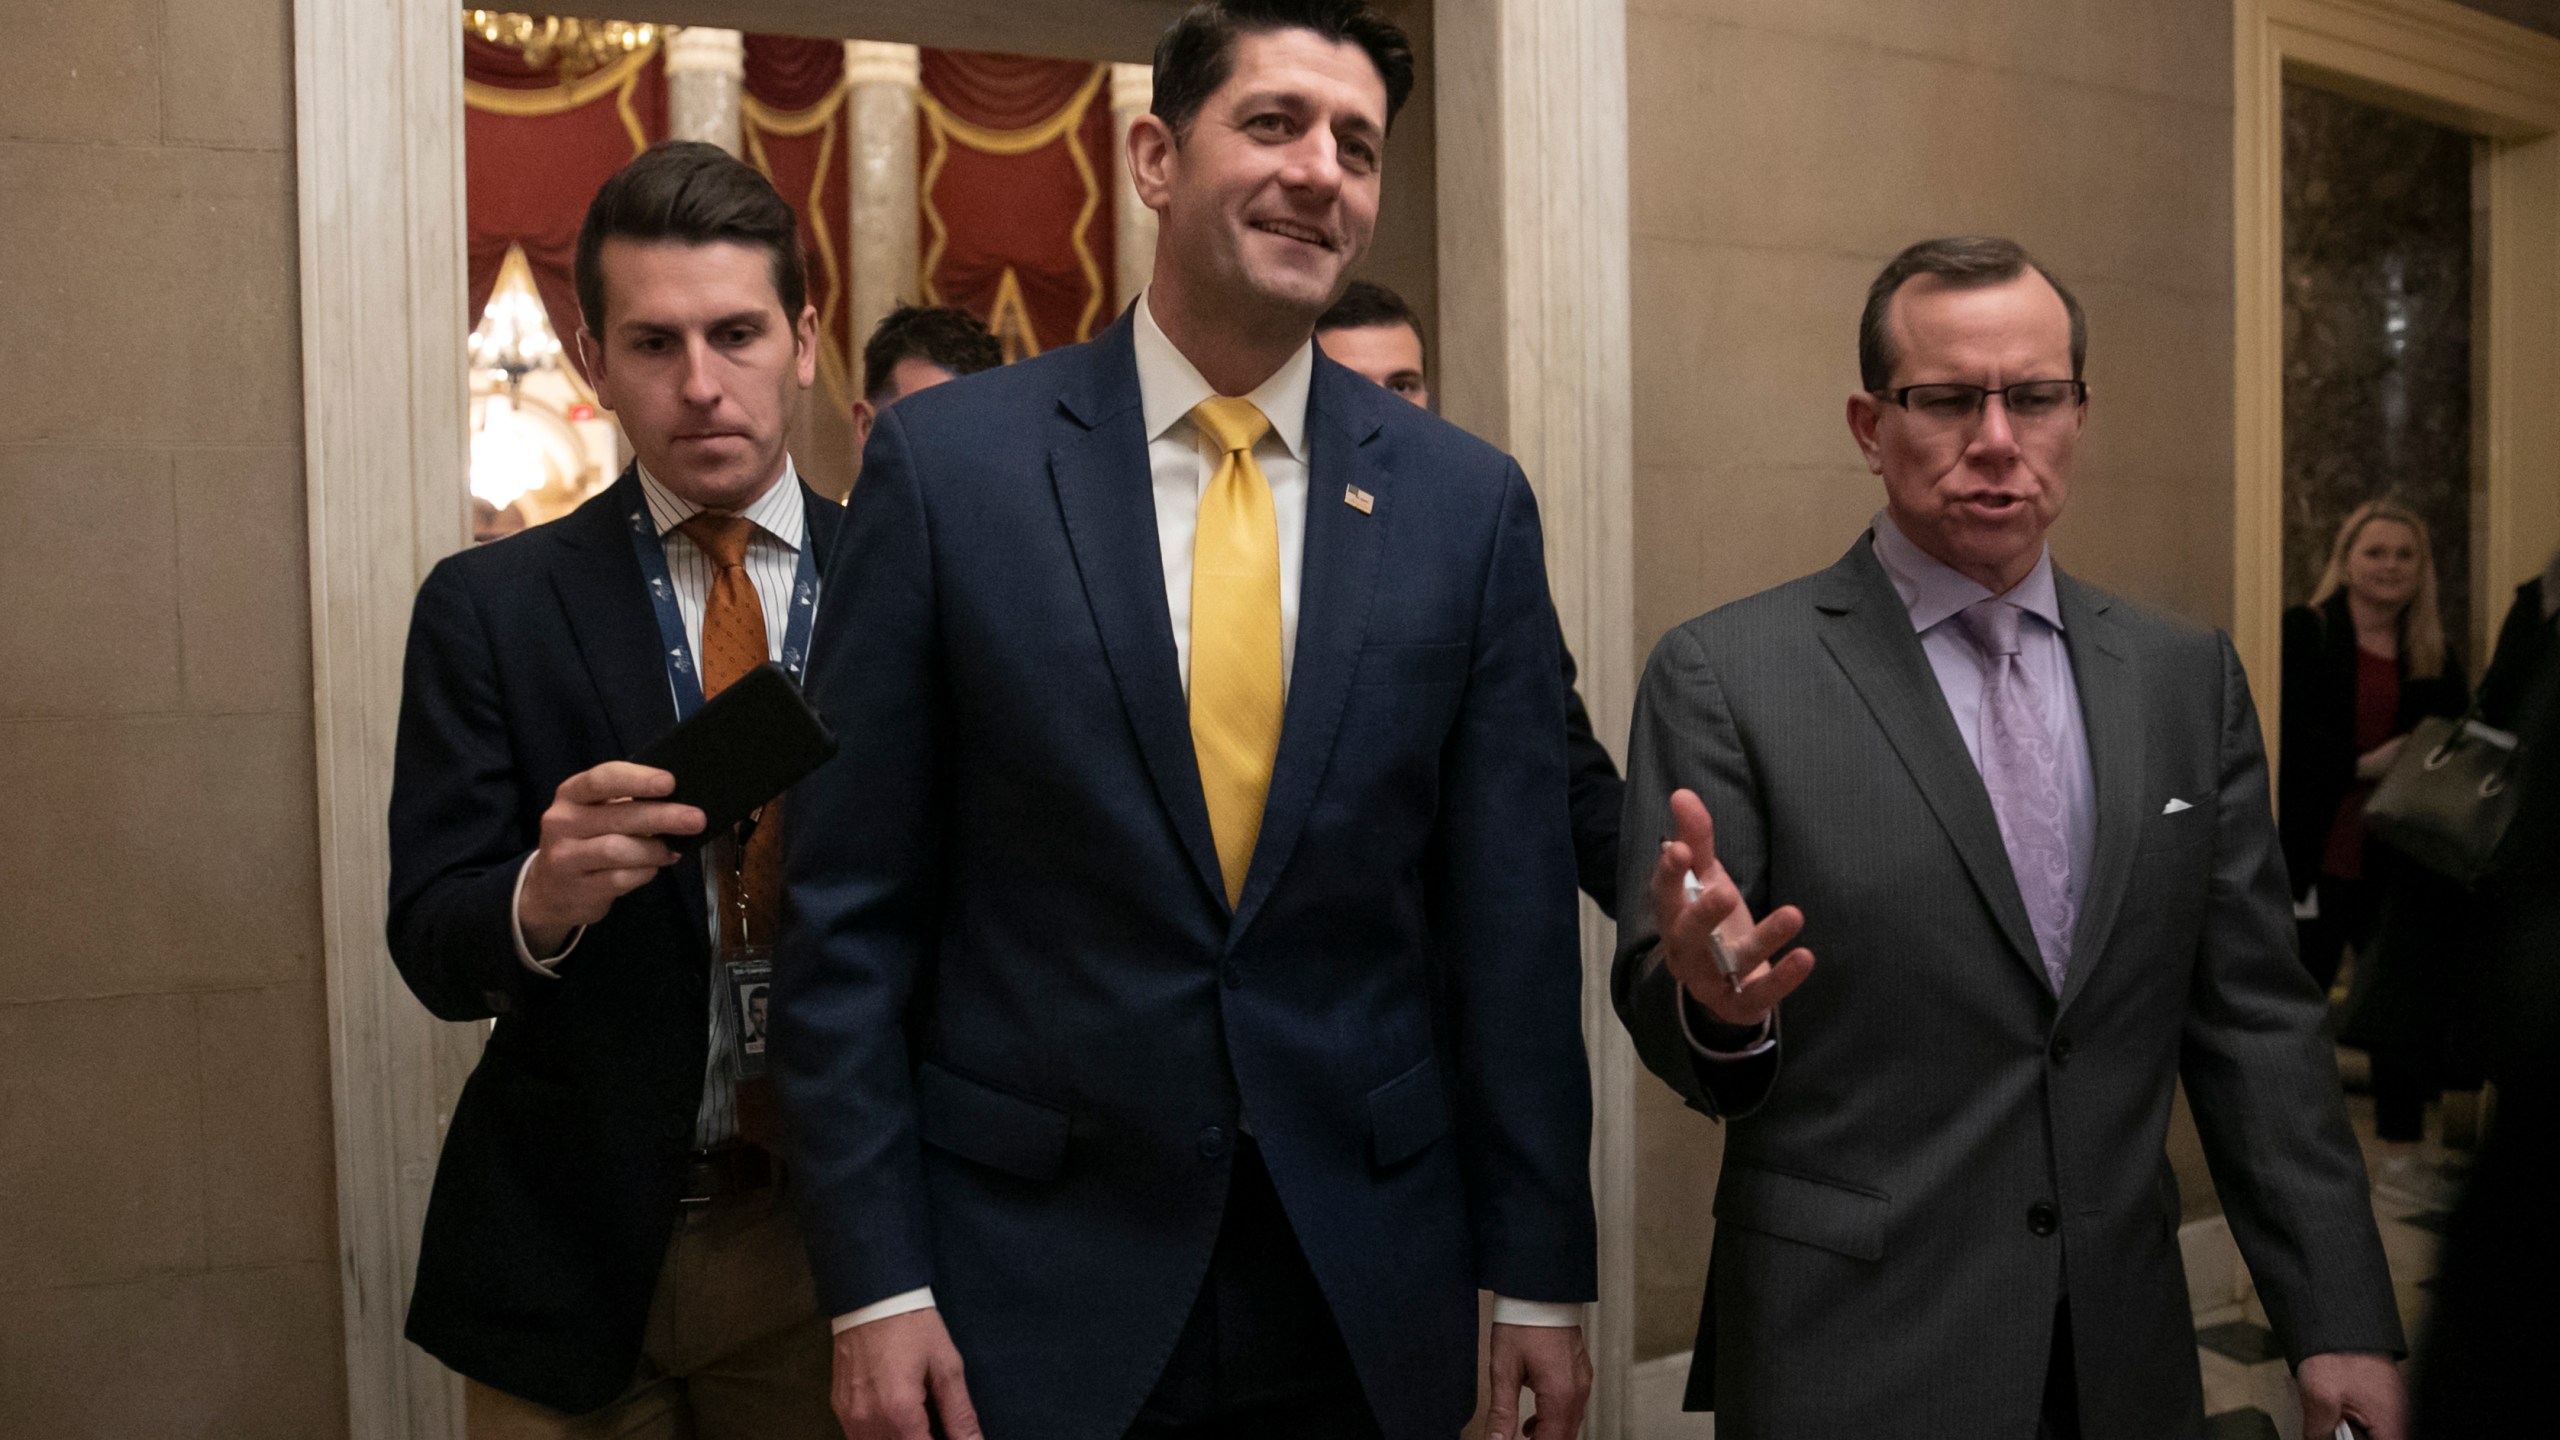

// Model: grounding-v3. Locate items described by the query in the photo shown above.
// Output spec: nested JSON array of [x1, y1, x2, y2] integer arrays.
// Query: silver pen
[[1682, 870, 1749, 990]]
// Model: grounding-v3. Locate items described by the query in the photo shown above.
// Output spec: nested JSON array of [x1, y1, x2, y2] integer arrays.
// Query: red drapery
[[742, 36, 854, 412], [464, 34, 666, 383], [919, 50, 1116, 359], [464, 33, 1121, 383]]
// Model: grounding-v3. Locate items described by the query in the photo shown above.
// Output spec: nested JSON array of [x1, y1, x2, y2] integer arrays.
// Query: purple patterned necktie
[[1958, 598, 2076, 994]]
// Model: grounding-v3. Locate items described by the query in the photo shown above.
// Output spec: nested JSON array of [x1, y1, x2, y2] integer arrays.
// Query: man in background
[[1615, 236, 2405, 1439], [1316, 279, 1626, 915], [387, 141, 841, 1437], [849, 304, 1003, 483]]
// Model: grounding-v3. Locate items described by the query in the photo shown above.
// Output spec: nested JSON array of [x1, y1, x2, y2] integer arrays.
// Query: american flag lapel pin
[[1344, 484, 1375, 515]]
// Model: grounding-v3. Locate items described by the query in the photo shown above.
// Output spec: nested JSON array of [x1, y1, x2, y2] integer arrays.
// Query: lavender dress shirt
[[1869, 511, 2097, 924]]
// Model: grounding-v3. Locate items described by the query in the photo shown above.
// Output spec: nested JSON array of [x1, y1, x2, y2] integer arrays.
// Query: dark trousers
[[1125, 1137, 1383, 1440], [2036, 1303, 2081, 1440], [2296, 875, 2380, 999]]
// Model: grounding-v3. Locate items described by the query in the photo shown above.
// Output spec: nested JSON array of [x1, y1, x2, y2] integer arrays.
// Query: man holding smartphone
[[386, 141, 842, 1437]]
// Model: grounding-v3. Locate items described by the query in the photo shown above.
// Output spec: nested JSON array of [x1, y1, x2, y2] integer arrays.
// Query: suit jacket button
[[1223, 965, 1242, 989], [664, 1114, 692, 1142], [2049, 1036, 2072, 1066], [2027, 1201, 2060, 1237], [1197, 1124, 1229, 1160]]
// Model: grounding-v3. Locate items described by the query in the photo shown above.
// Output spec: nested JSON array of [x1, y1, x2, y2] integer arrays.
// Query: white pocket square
[[2162, 798, 2194, 815]]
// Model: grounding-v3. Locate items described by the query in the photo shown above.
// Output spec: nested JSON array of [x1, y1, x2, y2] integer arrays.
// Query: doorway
[[2234, 0, 2560, 728], [293, 1, 1636, 1436]]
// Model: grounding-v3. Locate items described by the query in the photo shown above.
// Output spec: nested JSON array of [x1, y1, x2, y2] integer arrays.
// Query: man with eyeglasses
[[1613, 237, 2406, 1439]]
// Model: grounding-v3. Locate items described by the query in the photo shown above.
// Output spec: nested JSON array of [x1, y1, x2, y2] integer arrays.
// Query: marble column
[[663, 27, 745, 157], [845, 40, 922, 389], [1109, 63, 1158, 311], [1434, 0, 1636, 1429]]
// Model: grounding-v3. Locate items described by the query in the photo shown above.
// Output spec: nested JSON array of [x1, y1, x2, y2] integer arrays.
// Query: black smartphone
[[629, 662, 837, 849]]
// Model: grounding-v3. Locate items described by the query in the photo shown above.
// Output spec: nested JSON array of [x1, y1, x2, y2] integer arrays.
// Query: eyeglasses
[[1873, 380, 2088, 431]]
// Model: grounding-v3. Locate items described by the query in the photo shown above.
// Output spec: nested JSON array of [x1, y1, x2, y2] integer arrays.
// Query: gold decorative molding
[[464, 11, 659, 82]]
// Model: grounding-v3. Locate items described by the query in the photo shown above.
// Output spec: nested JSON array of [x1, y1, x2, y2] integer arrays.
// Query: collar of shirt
[[1133, 291, 1313, 464], [1870, 507, 2063, 637], [635, 457, 808, 554]]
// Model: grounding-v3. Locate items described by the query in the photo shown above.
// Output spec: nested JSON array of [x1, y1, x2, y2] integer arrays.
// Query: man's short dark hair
[[1152, 0, 1415, 141], [1857, 236, 2086, 391], [860, 305, 1004, 404], [1315, 279, 1422, 347], [574, 140, 807, 335]]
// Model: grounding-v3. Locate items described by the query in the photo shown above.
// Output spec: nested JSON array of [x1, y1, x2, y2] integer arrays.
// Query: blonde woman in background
[[2280, 500, 2473, 1190]]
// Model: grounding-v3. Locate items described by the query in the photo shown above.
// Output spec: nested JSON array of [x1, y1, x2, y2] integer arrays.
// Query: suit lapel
[[1813, 540, 2044, 983], [549, 469, 680, 755], [1047, 325, 1229, 910], [1230, 362, 1390, 937], [546, 467, 707, 945], [2055, 574, 2143, 1015]]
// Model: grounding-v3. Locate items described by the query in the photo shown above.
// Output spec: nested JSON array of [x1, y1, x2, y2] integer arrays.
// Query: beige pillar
[[1436, 0, 1636, 1431], [845, 40, 923, 390], [663, 26, 745, 157], [1109, 62, 1158, 313]]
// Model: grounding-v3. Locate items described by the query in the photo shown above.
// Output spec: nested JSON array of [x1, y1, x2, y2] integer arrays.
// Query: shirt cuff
[[1676, 986, 1775, 1059], [1490, 1297, 1584, 1328], [832, 1287, 936, 1334], [509, 854, 585, 976]]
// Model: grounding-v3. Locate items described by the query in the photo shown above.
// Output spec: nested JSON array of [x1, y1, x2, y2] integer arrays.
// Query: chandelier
[[463, 11, 661, 82], [468, 245, 565, 386]]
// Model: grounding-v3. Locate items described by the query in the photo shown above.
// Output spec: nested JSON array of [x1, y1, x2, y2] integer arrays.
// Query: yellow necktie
[[1187, 396, 1282, 907]]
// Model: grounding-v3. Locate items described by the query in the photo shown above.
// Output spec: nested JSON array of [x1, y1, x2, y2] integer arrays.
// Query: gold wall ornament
[[464, 10, 660, 83]]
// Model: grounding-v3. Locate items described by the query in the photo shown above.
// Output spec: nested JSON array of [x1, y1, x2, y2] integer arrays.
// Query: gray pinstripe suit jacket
[[1614, 535, 2403, 1440]]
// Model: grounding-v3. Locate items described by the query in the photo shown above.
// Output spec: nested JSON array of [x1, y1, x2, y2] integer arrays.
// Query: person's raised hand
[[832, 1308, 981, 1440], [516, 761, 703, 954], [1485, 1322, 1592, 1440], [2296, 1351, 2404, 1440], [1649, 788, 1815, 1028]]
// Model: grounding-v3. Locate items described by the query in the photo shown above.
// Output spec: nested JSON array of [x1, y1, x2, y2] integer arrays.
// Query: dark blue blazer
[[776, 317, 1598, 1440], [387, 471, 842, 1413]]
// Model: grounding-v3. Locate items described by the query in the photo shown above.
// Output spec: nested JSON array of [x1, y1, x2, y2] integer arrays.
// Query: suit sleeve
[[1558, 631, 1627, 919], [2180, 633, 2405, 1362], [773, 406, 946, 1316], [1612, 624, 1781, 1120], [1429, 461, 1598, 1305], [385, 556, 542, 1022]]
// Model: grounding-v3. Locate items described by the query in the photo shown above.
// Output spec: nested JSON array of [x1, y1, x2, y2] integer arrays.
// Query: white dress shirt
[[507, 460, 814, 1151], [840, 299, 1580, 1335], [1133, 291, 1314, 696]]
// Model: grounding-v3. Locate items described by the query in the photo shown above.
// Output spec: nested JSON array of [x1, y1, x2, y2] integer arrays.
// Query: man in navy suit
[[389, 143, 841, 1436], [776, 4, 1598, 1438]]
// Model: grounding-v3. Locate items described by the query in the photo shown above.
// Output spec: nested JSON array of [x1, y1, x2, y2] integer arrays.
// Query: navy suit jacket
[[776, 316, 1598, 1440], [387, 472, 842, 1412]]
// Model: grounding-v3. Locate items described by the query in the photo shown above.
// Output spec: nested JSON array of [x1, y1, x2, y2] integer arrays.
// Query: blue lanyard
[[626, 497, 820, 722]]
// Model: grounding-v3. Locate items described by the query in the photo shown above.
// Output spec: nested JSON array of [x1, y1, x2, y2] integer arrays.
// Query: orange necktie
[[676, 512, 783, 952], [676, 512, 784, 1148]]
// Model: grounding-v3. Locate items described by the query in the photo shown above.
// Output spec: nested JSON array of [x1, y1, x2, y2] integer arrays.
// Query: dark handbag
[[2364, 712, 2523, 884]]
